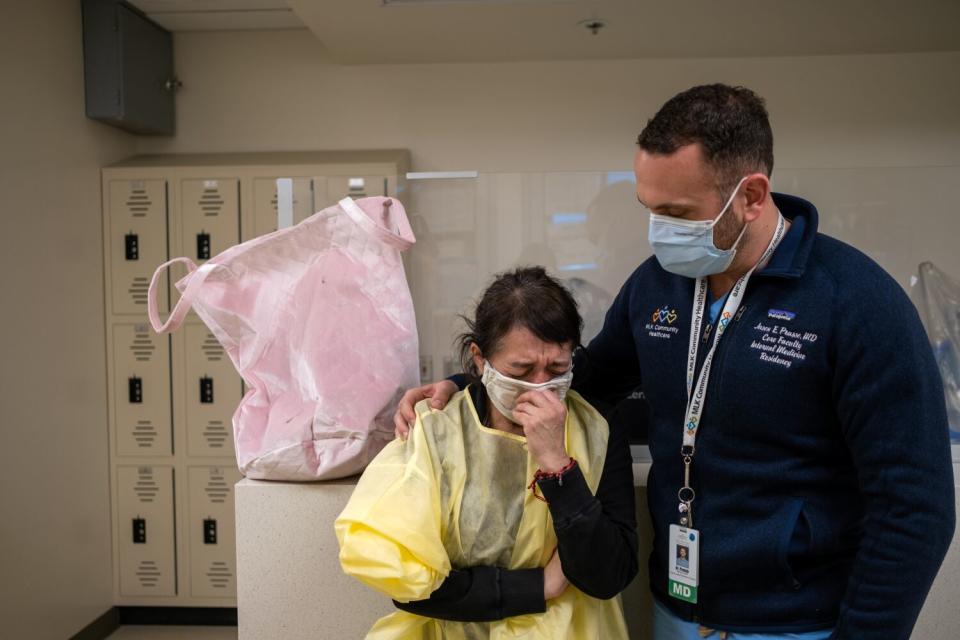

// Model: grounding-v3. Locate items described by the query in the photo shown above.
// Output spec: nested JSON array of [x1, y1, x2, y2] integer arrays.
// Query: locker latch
[[200, 376, 214, 404], [197, 232, 211, 260], [129, 377, 143, 403], [133, 517, 147, 544], [125, 233, 139, 260], [203, 518, 217, 545]]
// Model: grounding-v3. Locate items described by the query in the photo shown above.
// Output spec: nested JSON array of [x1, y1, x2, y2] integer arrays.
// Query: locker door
[[114, 323, 171, 456], [108, 179, 167, 316], [323, 175, 394, 210], [251, 177, 316, 239], [180, 179, 240, 263], [118, 466, 176, 597], [188, 466, 243, 597], [185, 324, 241, 457]]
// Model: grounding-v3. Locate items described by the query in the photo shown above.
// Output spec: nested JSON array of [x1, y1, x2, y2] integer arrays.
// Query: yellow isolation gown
[[335, 387, 629, 639]]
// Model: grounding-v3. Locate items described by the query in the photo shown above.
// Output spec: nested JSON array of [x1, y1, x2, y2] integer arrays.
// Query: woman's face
[[472, 325, 573, 383]]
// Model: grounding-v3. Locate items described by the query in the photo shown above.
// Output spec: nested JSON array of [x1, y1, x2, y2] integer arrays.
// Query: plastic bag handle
[[147, 257, 217, 334], [339, 197, 416, 250]]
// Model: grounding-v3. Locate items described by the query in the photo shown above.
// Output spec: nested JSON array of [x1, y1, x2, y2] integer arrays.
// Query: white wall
[[0, 1, 136, 637], [138, 30, 960, 173]]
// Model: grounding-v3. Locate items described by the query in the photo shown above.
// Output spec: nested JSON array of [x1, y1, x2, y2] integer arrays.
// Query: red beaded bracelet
[[527, 458, 578, 503]]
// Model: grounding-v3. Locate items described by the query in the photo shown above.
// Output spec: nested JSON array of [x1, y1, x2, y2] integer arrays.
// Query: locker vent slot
[[205, 472, 230, 504], [134, 468, 159, 503], [128, 276, 149, 306], [133, 420, 157, 448], [202, 333, 224, 361], [200, 188, 224, 217], [204, 421, 229, 449], [126, 189, 151, 218], [136, 560, 161, 588], [206, 560, 233, 589], [130, 332, 156, 362]]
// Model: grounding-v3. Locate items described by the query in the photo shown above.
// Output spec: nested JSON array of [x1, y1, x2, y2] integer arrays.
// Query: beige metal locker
[[187, 466, 243, 597], [117, 466, 176, 597], [251, 177, 317, 238], [180, 179, 240, 263], [113, 323, 171, 456], [107, 179, 167, 316], [184, 323, 241, 457], [103, 150, 410, 609]]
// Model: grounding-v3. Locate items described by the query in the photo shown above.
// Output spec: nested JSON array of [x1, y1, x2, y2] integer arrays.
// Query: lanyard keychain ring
[[678, 486, 696, 526], [679, 444, 696, 525]]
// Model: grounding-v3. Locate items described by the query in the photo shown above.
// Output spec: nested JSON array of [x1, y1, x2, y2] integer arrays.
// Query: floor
[[106, 627, 238, 639]]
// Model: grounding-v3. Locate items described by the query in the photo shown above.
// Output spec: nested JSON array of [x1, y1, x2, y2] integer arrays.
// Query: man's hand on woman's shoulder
[[394, 379, 459, 439]]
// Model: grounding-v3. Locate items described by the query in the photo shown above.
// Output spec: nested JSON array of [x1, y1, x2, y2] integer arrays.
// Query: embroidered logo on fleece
[[645, 306, 681, 340], [767, 308, 796, 321], [652, 306, 679, 324]]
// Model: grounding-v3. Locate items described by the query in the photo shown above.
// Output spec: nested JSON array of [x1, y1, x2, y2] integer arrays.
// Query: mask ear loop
[[709, 176, 752, 258], [711, 175, 751, 228], [480, 359, 495, 382], [726, 217, 749, 252]]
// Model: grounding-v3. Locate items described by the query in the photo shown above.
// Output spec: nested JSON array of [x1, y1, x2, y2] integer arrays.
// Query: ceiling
[[128, 0, 960, 64]]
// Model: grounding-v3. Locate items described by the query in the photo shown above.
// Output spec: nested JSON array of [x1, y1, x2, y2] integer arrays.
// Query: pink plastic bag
[[148, 196, 420, 480]]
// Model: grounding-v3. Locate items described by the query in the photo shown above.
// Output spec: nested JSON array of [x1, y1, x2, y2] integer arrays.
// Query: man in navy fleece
[[396, 84, 955, 639]]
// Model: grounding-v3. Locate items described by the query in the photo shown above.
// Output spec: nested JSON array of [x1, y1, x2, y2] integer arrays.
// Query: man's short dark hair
[[637, 84, 774, 192]]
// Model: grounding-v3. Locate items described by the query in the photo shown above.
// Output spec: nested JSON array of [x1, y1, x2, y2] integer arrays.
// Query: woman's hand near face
[[513, 389, 569, 472]]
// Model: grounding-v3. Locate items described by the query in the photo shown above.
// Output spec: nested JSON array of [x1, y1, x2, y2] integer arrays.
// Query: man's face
[[634, 144, 745, 251]]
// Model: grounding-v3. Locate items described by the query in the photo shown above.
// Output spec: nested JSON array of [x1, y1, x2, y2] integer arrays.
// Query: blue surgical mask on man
[[647, 176, 749, 278]]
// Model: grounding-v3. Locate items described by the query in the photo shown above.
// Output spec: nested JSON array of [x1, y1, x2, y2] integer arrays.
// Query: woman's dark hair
[[457, 266, 582, 381], [637, 83, 774, 193]]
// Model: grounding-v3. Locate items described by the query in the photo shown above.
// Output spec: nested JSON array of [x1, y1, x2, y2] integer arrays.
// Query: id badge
[[667, 524, 699, 603]]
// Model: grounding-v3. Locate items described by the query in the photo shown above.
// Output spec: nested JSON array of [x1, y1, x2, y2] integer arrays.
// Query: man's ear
[[741, 173, 770, 223]]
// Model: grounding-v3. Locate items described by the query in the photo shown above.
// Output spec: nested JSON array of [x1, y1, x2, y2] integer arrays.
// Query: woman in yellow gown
[[336, 267, 638, 639]]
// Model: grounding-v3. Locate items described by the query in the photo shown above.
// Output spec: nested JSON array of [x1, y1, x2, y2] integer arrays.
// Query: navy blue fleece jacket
[[576, 192, 955, 638]]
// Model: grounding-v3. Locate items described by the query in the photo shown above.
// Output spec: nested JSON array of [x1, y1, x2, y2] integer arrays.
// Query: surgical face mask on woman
[[647, 175, 749, 278], [480, 360, 573, 423]]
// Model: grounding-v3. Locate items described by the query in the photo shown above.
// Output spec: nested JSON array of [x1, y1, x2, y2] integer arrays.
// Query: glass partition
[[403, 166, 960, 449]]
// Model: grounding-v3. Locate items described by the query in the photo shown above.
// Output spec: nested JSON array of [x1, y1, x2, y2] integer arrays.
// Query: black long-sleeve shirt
[[394, 382, 638, 621]]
